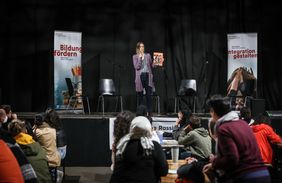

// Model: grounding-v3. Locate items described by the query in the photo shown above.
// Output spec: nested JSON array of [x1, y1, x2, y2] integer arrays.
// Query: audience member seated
[[0, 109, 38, 183], [251, 113, 282, 164], [45, 107, 67, 182], [0, 139, 25, 183], [170, 109, 193, 159], [176, 162, 206, 183], [203, 95, 270, 183], [178, 115, 211, 162], [9, 119, 52, 183], [0, 108, 6, 125], [202, 118, 218, 183], [239, 107, 252, 124], [111, 111, 135, 171], [250, 113, 282, 182], [45, 108, 67, 159], [172, 109, 192, 140], [136, 104, 150, 118], [0, 104, 17, 131], [110, 116, 168, 183], [33, 113, 61, 182]]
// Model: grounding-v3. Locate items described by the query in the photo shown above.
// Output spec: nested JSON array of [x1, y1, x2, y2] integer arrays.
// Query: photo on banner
[[54, 30, 82, 110], [227, 33, 257, 110]]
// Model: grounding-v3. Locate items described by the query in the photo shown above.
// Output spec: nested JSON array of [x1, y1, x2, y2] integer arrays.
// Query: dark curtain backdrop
[[1, 0, 282, 112]]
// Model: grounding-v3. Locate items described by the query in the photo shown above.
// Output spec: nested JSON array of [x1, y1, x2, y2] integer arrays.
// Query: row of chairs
[[65, 78, 197, 114]]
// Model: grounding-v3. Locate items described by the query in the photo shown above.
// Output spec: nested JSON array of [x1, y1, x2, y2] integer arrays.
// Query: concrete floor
[[62, 167, 112, 183]]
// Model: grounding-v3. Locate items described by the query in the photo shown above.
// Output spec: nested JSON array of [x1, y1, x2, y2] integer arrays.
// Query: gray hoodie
[[178, 127, 211, 159]]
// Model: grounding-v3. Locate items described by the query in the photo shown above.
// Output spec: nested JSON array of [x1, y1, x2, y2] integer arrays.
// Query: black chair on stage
[[97, 79, 123, 115], [65, 78, 90, 114], [174, 79, 197, 113]]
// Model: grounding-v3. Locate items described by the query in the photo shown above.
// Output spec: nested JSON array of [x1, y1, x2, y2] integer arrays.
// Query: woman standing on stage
[[133, 42, 155, 113]]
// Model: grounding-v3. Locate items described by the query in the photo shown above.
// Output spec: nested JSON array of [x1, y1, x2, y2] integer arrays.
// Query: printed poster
[[54, 30, 82, 109], [227, 33, 257, 110]]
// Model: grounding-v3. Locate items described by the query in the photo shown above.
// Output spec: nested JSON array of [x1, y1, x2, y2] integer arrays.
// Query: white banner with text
[[227, 33, 257, 109], [109, 117, 177, 149], [54, 30, 82, 109]]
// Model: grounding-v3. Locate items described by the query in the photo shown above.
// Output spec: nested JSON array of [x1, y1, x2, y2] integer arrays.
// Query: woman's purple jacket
[[132, 53, 155, 92]]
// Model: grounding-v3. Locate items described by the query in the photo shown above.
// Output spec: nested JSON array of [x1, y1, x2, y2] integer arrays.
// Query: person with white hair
[[110, 116, 168, 183]]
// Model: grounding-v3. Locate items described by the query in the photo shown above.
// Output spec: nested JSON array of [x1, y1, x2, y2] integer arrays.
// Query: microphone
[[139, 53, 144, 60]]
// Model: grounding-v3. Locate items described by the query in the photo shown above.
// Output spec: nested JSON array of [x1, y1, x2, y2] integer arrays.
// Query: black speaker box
[[266, 111, 282, 136], [249, 98, 265, 118]]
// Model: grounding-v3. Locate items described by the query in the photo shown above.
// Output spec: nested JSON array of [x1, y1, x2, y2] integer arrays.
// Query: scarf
[[14, 132, 35, 145], [116, 116, 154, 157], [116, 134, 154, 157]]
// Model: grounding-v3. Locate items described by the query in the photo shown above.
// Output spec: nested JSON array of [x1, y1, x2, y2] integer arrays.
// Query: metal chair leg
[[67, 96, 74, 110], [120, 96, 123, 112], [97, 95, 123, 114], [102, 96, 105, 116], [174, 97, 177, 113], [157, 96, 160, 114], [97, 96, 101, 112], [80, 97, 85, 114], [153, 96, 157, 113], [193, 96, 195, 113], [177, 98, 180, 112], [115, 96, 119, 112], [86, 97, 90, 114], [97, 95, 104, 114], [73, 97, 78, 113]]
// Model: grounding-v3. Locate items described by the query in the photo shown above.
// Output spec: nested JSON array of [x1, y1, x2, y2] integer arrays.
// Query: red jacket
[[0, 139, 24, 183], [251, 123, 282, 164]]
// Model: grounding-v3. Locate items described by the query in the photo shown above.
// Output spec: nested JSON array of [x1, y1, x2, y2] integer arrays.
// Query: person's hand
[[139, 53, 144, 60], [184, 124, 192, 133], [11, 113, 17, 119], [209, 154, 215, 163], [203, 163, 213, 173], [175, 118, 181, 126], [185, 157, 198, 164]]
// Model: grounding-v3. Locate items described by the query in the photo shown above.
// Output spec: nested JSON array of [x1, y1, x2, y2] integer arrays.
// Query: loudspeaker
[[266, 111, 282, 136], [249, 98, 265, 118]]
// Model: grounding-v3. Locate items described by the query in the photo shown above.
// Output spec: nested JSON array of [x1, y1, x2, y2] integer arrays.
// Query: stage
[[18, 111, 282, 167], [18, 112, 211, 167]]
